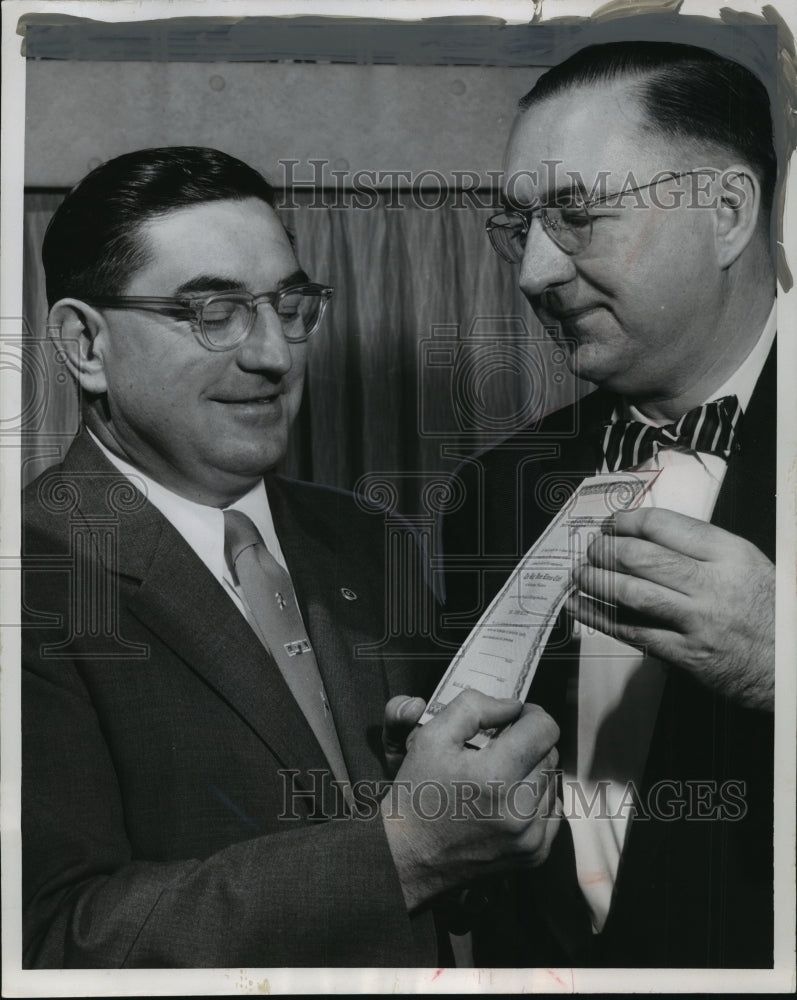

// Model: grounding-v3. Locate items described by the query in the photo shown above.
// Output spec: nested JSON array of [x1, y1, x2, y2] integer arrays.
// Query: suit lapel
[[712, 343, 776, 559], [126, 526, 335, 781], [61, 432, 333, 783]]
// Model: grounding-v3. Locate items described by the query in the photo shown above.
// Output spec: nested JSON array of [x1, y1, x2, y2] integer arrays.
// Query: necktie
[[599, 395, 742, 473], [223, 509, 354, 808]]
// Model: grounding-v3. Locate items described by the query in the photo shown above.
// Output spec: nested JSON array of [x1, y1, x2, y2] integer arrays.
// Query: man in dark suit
[[22, 146, 562, 968], [443, 42, 777, 967]]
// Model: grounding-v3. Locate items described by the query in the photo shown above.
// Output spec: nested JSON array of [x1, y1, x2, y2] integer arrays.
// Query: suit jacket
[[22, 431, 440, 968], [441, 347, 776, 968]]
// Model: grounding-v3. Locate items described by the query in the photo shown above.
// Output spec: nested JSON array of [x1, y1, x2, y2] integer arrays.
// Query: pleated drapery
[[21, 191, 583, 513]]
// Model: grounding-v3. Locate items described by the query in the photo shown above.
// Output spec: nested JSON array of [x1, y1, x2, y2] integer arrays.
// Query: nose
[[236, 303, 295, 376], [518, 216, 577, 300]]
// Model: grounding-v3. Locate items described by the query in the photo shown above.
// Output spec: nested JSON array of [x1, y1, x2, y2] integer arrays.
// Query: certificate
[[420, 471, 659, 747]]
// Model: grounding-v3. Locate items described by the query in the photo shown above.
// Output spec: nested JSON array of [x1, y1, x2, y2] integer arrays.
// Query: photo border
[[2, 1, 794, 994]]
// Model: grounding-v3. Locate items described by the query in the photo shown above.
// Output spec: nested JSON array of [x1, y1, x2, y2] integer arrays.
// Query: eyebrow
[[174, 269, 310, 297]]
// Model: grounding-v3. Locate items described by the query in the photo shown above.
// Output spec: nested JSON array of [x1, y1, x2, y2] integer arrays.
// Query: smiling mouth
[[214, 393, 282, 405], [550, 305, 603, 323]]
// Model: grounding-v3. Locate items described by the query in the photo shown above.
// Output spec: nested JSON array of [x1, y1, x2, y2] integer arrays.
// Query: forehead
[[504, 81, 671, 203], [128, 197, 296, 293]]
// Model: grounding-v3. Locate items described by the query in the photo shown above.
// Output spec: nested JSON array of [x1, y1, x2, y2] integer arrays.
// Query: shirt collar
[[624, 301, 776, 426], [85, 431, 285, 582], [703, 300, 776, 411]]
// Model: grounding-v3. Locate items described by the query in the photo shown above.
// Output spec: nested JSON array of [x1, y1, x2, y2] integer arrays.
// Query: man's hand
[[567, 508, 774, 711], [381, 689, 560, 911], [382, 695, 426, 777]]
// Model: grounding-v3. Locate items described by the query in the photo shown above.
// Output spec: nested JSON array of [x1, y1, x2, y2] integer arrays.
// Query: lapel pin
[[340, 588, 357, 601]]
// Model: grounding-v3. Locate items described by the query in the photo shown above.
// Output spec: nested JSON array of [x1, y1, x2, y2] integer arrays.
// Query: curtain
[[21, 193, 82, 486], [22, 192, 583, 513]]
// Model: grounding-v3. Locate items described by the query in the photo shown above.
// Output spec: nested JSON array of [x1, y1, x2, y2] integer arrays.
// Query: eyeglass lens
[[488, 205, 592, 263], [200, 290, 325, 348]]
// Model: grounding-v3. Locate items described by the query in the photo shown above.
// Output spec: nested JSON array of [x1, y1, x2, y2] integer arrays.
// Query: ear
[[47, 299, 110, 395], [713, 166, 761, 269]]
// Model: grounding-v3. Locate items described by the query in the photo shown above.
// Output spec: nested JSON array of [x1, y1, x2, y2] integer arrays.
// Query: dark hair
[[518, 42, 776, 219], [43, 146, 278, 306]]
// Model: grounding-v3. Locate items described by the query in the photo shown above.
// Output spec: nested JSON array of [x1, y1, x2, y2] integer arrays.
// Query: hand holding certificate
[[421, 472, 659, 747], [380, 689, 561, 911]]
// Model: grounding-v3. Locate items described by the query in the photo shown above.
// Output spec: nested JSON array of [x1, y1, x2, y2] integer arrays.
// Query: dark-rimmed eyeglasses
[[86, 283, 334, 351], [486, 171, 709, 263]]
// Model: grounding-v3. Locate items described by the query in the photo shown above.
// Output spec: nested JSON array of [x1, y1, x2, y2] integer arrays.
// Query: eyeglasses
[[86, 283, 334, 351], [486, 171, 706, 263]]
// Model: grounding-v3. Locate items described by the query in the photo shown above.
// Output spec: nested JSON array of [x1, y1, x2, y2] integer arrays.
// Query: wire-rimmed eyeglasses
[[486, 171, 708, 263], [86, 283, 334, 352]]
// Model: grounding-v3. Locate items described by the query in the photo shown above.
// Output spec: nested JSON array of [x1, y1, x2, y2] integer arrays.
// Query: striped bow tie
[[599, 395, 742, 473]]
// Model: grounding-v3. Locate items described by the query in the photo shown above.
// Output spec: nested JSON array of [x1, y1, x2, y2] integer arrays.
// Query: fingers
[[496, 759, 562, 868], [490, 703, 560, 778], [382, 692, 564, 904], [573, 563, 685, 626], [429, 689, 524, 748], [612, 508, 732, 560], [413, 693, 559, 783], [531, 798, 562, 866], [584, 530, 701, 596], [566, 590, 678, 659]]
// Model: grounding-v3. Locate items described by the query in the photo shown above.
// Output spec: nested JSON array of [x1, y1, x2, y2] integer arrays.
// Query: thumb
[[383, 695, 426, 754]]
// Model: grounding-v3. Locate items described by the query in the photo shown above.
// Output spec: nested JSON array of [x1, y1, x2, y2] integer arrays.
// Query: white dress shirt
[[87, 431, 290, 618], [562, 304, 776, 932]]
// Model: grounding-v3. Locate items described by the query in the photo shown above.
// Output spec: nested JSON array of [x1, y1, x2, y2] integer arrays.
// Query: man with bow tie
[[21, 146, 562, 968], [442, 41, 776, 967]]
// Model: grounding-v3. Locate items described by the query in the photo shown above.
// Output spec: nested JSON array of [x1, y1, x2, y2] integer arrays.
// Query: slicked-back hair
[[43, 146, 279, 307], [518, 41, 776, 220]]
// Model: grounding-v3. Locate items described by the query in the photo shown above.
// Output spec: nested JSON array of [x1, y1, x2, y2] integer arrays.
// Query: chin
[[568, 343, 629, 389], [220, 445, 285, 481]]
